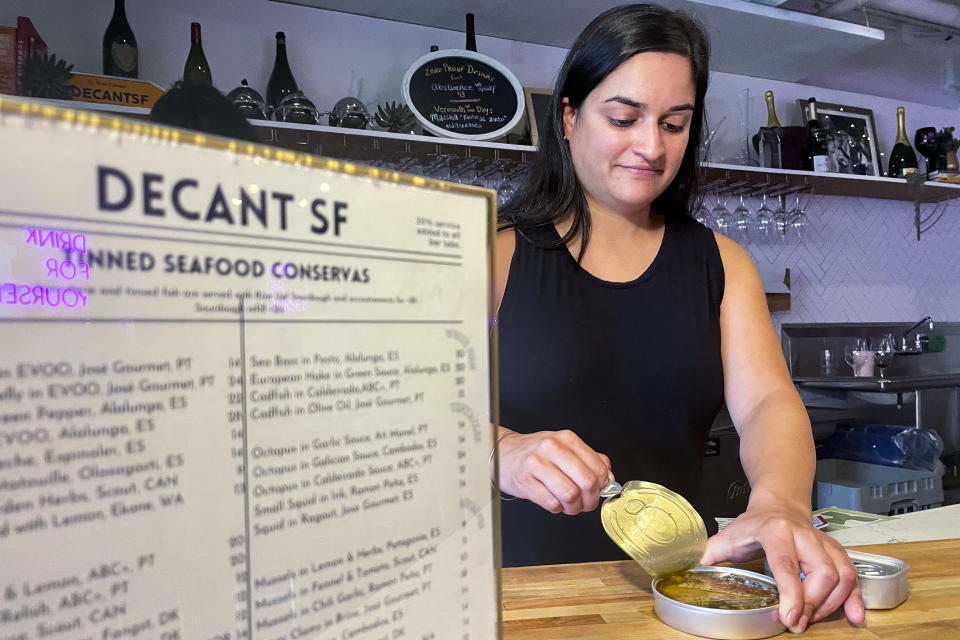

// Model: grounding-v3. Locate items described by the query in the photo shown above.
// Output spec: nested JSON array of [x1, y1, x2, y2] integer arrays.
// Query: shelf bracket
[[907, 173, 959, 240]]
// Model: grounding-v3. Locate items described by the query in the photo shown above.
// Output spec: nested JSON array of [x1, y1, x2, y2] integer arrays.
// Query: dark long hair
[[151, 81, 260, 143], [500, 4, 710, 257]]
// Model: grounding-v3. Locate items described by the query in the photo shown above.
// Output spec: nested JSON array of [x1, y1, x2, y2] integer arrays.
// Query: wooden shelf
[[703, 162, 960, 204]]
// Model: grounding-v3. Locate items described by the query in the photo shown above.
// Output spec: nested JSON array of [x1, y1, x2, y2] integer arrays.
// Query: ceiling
[[274, 0, 960, 109], [773, 0, 960, 108]]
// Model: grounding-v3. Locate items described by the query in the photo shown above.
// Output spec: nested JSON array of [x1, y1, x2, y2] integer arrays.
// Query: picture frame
[[796, 100, 881, 176], [523, 87, 553, 147]]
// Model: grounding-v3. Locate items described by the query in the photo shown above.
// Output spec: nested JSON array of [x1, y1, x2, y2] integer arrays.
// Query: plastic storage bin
[[816, 423, 944, 473], [815, 458, 944, 515]]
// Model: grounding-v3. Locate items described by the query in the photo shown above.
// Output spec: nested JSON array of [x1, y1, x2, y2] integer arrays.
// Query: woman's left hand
[[699, 500, 864, 634]]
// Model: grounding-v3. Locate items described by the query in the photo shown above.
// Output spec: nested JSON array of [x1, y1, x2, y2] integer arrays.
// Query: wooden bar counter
[[501, 538, 960, 639]]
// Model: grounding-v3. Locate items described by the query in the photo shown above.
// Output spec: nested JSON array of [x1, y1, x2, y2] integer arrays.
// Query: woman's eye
[[663, 122, 686, 133], [608, 118, 634, 128]]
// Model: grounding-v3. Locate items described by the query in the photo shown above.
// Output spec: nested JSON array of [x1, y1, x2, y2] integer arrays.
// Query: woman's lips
[[619, 165, 663, 176]]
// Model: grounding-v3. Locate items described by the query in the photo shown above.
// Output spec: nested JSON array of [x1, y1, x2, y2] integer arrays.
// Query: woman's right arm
[[492, 229, 611, 515]]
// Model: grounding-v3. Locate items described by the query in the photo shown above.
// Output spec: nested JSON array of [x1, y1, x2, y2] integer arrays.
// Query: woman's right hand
[[495, 429, 611, 515]]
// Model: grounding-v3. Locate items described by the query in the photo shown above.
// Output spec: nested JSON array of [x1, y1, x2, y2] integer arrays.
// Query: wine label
[[0, 99, 498, 640], [813, 155, 830, 172], [902, 167, 918, 175], [110, 42, 137, 73]]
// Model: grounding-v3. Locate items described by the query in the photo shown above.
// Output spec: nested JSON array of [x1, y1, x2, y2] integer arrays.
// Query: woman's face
[[563, 52, 696, 216]]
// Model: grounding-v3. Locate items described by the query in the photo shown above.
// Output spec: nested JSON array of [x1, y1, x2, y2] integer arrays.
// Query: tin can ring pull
[[600, 472, 622, 499]]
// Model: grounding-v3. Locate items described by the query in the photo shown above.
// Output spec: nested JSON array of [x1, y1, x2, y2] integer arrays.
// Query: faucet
[[900, 316, 934, 351]]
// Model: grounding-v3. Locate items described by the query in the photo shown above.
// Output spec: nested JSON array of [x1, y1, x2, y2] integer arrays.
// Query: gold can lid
[[601, 480, 707, 577]]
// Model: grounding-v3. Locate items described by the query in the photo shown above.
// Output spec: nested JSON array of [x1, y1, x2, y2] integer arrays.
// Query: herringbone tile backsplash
[[739, 194, 960, 333]]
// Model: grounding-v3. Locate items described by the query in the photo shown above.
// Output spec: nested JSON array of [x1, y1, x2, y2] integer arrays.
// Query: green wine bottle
[[183, 22, 212, 86], [801, 97, 829, 172], [887, 106, 918, 178], [266, 32, 298, 113], [102, 0, 137, 78], [758, 90, 782, 168]]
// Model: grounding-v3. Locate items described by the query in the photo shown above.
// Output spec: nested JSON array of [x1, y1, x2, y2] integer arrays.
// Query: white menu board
[[0, 99, 498, 640]]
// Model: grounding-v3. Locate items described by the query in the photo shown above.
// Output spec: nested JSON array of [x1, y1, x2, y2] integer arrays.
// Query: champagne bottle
[[266, 32, 299, 114], [758, 90, 782, 169], [183, 22, 212, 86], [465, 13, 477, 51], [887, 106, 918, 178], [764, 91, 781, 128], [102, 0, 137, 78], [801, 97, 829, 172]]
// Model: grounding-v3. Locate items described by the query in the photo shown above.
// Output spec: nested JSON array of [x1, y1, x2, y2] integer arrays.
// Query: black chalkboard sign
[[402, 50, 525, 141]]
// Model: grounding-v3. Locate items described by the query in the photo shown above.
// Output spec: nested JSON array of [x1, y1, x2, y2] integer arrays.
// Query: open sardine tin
[[601, 481, 786, 639], [652, 567, 786, 640], [763, 548, 909, 610], [845, 550, 909, 609]]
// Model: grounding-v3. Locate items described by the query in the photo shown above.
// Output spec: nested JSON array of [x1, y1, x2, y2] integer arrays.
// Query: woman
[[493, 4, 863, 633]]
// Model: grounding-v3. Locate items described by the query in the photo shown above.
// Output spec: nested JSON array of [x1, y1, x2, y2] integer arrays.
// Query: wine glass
[[788, 192, 809, 241], [843, 337, 871, 376], [694, 201, 712, 228], [732, 193, 753, 244], [772, 195, 790, 243], [843, 343, 857, 373], [712, 194, 731, 236], [754, 193, 774, 245], [914, 127, 939, 177], [875, 335, 895, 380]]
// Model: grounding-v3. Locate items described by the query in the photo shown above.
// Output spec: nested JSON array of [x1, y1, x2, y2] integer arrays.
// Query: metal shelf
[[26, 97, 958, 204]]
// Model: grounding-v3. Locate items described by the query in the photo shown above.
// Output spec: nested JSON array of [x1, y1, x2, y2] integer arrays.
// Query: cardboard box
[[0, 26, 15, 95]]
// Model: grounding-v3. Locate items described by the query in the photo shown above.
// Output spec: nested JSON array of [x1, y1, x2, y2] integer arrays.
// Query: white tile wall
[[740, 194, 960, 332]]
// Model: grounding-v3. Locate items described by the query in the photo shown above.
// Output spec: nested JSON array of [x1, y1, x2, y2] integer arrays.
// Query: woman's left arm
[[700, 234, 864, 633]]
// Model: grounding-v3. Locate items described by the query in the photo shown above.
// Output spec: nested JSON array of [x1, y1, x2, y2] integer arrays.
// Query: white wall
[[4, 0, 957, 158], [4, 0, 958, 327], [705, 72, 960, 169], [0, 0, 566, 116], [0, 0, 960, 161]]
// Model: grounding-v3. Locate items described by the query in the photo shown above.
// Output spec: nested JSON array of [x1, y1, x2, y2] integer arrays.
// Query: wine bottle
[[758, 90, 782, 169], [465, 13, 477, 51], [801, 97, 829, 172], [266, 32, 299, 114], [102, 0, 137, 78], [183, 22, 212, 86], [887, 106, 918, 178]]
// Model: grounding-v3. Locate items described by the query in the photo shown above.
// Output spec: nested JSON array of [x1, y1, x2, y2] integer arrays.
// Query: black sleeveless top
[[498, 215, 725, 566]]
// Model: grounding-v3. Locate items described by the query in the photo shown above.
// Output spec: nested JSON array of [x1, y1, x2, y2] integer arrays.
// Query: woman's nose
[[631, 120, 665, 160]]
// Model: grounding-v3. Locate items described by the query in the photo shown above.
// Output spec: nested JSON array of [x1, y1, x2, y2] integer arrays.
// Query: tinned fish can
[[846, 550, 909, 609], [651, 566, 786, 639]]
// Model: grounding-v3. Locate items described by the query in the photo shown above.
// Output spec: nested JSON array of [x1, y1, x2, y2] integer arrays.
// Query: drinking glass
[[843, 338, 872, 376], [772, 196, 790, 243], [788, 193, 809, 241], [754, 193, 773, 245], [914, 127, 939, 177], [694, 202, 712, 228], [843, 344, 857, 375], [875, 335, 895, 380], [712, 194, 731, 236], [732, 193, 753, 244], [423, 153, 456, 181]]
